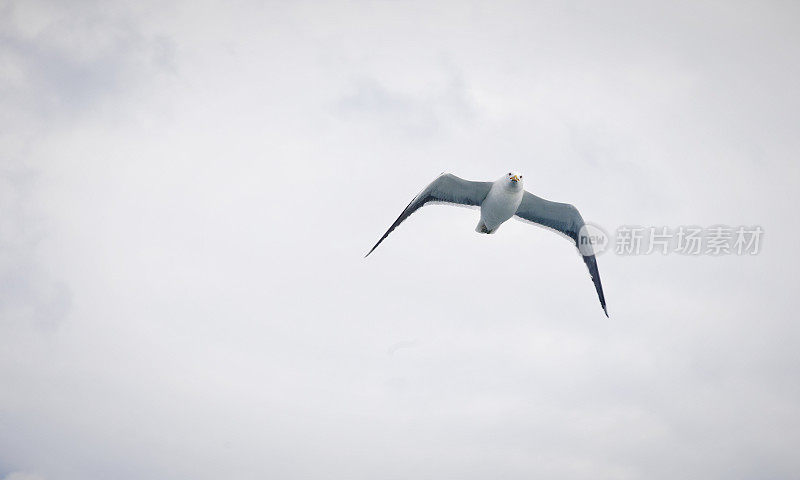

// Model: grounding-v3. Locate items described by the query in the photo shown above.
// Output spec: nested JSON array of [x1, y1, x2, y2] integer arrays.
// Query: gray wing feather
[[515, 191, 609, 317], [365, 173, 492, 257]]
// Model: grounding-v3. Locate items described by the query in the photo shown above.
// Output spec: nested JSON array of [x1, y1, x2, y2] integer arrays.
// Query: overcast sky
[[1, 1, 799, 479]]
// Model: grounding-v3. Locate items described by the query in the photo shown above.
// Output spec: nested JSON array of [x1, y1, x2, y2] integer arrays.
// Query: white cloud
[[3, 473, 45, 480]]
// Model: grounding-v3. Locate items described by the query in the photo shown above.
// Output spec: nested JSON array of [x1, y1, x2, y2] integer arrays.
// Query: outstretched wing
[[514, 191, 608, 317], [365, 173, 492, 257]]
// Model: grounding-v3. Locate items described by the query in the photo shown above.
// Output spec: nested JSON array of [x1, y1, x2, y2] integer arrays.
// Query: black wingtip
[[603, 306, 609, 318], [364, 242, 380, 258], [364, 238, 385, 258]]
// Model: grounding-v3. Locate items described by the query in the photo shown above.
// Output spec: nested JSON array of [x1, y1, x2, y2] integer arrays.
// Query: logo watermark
[[578, 222, 610, 256]]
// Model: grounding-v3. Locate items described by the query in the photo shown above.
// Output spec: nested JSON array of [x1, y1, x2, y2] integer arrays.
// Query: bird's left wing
[[514, 191, 608, 317], [365, 173, 492, 257]]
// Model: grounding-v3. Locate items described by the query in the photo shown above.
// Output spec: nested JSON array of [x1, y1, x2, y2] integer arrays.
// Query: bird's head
[[505, 171, 523, 189]]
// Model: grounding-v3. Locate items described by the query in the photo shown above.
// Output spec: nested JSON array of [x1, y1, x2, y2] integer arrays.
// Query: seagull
[[365, 172, 608, 316]]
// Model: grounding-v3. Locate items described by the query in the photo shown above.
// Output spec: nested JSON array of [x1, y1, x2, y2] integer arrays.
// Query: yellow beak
[[511, 175, 519, 182]]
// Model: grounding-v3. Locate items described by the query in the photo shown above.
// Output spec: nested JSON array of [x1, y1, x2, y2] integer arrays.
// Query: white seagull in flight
[[365, 172, 608, 316]]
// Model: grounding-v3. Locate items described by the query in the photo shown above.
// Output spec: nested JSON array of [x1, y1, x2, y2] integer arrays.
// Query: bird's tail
[[475, 220, 493, 234]]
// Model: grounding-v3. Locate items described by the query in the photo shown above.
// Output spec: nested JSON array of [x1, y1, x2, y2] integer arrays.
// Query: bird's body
[[476, 175, 524, 233], [365, 171, 609, 316]]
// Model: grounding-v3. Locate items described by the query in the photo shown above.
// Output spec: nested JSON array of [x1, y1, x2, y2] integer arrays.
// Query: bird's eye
[[508, 172, 511, 175]]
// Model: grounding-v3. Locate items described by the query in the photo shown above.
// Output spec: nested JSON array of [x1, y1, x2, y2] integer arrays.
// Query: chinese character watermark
[[602, 225, 763, 256], [615, 226, 644, 255]]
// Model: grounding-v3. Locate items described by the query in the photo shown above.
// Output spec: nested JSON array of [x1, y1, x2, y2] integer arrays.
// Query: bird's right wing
[[365, 173, 492, 257]]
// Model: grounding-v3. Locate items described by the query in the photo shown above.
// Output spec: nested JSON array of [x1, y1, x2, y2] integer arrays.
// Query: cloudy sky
[[1, 1, 799, 478]]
